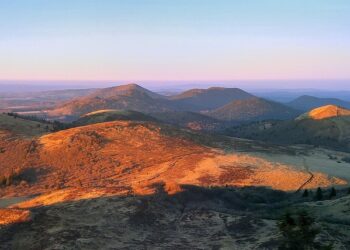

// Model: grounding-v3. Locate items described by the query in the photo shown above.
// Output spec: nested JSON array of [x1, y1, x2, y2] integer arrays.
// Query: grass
[[0, 113, 53, 137]]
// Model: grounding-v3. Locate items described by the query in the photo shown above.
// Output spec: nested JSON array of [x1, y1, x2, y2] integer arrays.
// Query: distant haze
[[1, 80, 350, 93]]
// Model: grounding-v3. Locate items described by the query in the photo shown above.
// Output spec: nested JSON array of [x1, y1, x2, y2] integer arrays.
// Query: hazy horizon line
[[1, 79, 350, 82]]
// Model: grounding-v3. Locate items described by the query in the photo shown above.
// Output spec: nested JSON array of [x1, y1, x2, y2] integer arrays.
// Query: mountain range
[[287, 95, 350, 111], [47, 83, 301, 126]]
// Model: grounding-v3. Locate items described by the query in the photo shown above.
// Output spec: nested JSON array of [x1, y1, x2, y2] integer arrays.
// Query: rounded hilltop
[[297, 105, 350, 120]]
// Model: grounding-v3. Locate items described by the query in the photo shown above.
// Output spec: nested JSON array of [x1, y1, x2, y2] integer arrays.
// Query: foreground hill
[[207, 97, 300, 122], [226, 105, 350, 152], [169, 87, 254, 111], [0, 120, 343, 199], [287, 95, 350, 111], [48, 84, 173, 120], [0, 119, 349, 249]]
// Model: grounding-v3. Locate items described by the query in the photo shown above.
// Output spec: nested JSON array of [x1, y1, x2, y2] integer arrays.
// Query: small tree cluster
[[329, 187, 336, 199], [315, 187, 323, 200], [278, 210, 332, 250], [302, 189, 309, 197]]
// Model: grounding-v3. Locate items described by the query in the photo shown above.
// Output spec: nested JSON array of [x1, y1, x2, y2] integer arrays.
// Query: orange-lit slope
[[0, 121, 345, 203], [298, 105, 350, 120]]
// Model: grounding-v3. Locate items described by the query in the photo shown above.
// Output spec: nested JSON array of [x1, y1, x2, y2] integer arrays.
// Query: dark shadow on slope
[[1, 184, 350, 249]]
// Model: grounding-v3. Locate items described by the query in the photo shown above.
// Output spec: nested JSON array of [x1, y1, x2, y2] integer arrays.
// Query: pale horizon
[[2, 79, 350, 93]]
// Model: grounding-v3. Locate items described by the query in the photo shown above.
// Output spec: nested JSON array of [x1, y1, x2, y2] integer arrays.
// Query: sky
[[0, 0, 350, 88]]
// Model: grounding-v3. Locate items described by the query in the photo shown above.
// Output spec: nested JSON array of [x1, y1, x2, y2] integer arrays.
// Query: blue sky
[[0, 0, 349, 86]]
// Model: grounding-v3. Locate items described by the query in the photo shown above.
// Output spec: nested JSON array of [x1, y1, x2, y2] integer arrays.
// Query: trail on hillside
[[296, 157, 314, 192]]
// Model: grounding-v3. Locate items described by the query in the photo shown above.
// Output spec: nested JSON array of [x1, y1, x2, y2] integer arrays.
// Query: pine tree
[[302, 189, 309, 197], [329, 187, 336, 199], [315, 187, 323, 200]]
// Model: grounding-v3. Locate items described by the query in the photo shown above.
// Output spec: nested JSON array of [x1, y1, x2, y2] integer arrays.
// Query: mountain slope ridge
[[288, 95, 350, 111], [207, 97, 299, 122], [169, 87, 255, 111]]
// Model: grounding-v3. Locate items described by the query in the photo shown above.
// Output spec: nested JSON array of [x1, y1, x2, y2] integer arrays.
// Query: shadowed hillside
[[1, 184, 350, 249], [73, 109, 158, 126], [225, 105, 350, 152], [150, 111, 223, 130], [207, 97, 300, 122], [170, 87, 254, 111], [287, 95, 350, 111]]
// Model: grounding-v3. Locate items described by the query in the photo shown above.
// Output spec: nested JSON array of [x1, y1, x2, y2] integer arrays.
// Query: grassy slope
[[73, 109, 158, 126], [225, 116, 350, 152], [0, 113, 52, 137], [207, 98, 299, 122]]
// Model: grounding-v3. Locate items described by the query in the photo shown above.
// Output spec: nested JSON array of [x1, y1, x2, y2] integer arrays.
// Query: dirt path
[[296, 157, 314, 192]]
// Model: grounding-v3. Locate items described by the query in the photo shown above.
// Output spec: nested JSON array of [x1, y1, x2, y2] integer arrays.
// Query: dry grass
[[307, 105, 350, 120], [0, 120, 346, 206], [0, 208, 31, 225]]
